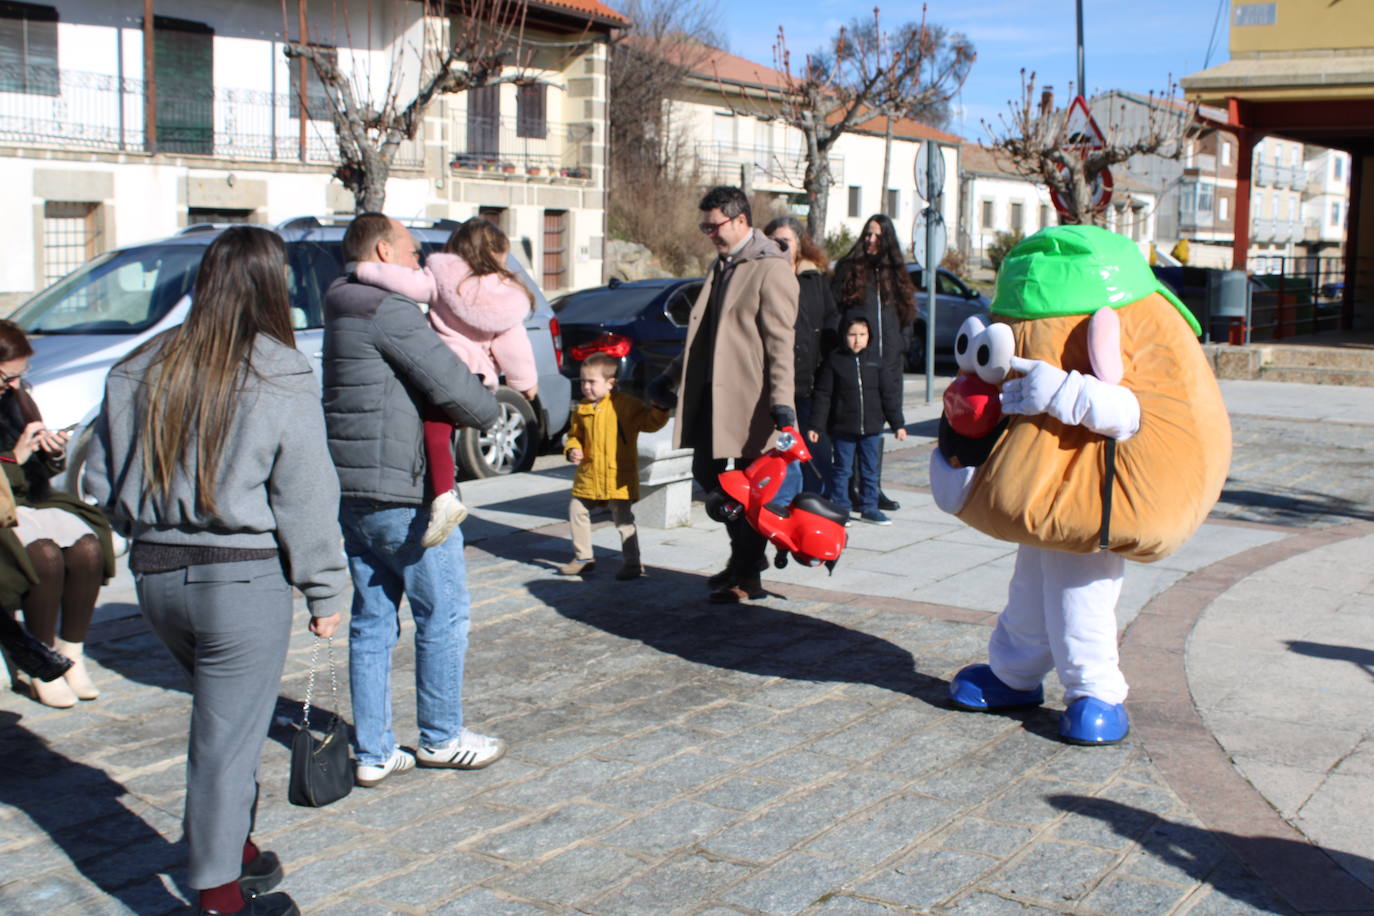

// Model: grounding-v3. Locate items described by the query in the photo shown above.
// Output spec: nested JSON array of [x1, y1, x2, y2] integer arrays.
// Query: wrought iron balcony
[[449, 115, 593, 177], [0, 66, 421, 166]]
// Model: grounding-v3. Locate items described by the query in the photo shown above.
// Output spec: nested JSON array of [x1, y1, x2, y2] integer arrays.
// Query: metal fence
[[449, 115, 591, 174], [0, 66, 421, 167], [1246, 253, 1372, 340]]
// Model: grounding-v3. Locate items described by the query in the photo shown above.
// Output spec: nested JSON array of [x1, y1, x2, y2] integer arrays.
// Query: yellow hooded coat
[[565, 392, 669, 502]]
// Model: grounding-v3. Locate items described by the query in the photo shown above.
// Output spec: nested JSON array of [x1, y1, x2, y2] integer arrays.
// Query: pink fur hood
[[425, 253, 533, 337]]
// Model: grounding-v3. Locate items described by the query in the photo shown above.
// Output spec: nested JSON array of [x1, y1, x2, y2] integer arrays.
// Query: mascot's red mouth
[[944, 373, 1003, 438]]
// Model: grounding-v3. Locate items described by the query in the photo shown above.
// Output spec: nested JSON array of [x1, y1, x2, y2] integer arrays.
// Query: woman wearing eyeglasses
[[85, 226, 348, 916], [831, 213, 916, 513], [0, 320, 115, 708], [763, 216, 839, 494]]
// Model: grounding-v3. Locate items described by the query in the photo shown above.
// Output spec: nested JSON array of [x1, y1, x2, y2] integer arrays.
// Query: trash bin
[[1206, 270, 1250, 344]]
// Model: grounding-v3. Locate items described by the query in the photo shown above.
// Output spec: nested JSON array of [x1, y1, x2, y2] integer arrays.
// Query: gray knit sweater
[[84, 332, 349, 616]]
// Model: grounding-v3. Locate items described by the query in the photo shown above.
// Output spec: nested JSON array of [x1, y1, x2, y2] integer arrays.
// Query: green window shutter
[[0, 2, 59, 97], [152, 16, 214, 155]]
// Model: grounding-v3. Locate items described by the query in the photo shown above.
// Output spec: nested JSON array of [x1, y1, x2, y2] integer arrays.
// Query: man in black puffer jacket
[[323, 213, 504, 789], [808, 316, 907, 525]]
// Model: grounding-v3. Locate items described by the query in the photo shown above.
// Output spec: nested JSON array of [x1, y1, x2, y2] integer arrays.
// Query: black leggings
[[692, 449, 768, 575], [21, 534, 103, 645]]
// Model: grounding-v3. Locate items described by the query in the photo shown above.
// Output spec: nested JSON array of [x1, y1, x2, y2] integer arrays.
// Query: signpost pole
[[924, 143, 939, 403], [1076, 0, 1086, 99]]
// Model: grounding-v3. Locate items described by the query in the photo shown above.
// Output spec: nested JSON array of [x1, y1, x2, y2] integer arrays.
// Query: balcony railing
[[1254, 162, 1307, 191], [1252, 217, 1305, 243], [0, 66, 421, 167], [449, 115, 592, 176], [690, 142, 845, 191]]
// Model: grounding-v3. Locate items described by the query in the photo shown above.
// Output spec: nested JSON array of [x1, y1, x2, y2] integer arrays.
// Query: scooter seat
[[790, 493, 849, 526]]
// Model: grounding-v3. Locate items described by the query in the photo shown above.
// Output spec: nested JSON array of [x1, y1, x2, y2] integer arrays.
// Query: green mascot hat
[[991, 225, 1201, 335]]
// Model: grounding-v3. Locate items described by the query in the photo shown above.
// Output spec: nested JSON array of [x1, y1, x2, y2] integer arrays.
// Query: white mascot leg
[[1040, 549, 1128, 705], [988, 545, 1054, 691]]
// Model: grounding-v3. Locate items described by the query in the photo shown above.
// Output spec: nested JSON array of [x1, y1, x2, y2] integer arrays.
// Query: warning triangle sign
[[1062, 95, 1106, 151]]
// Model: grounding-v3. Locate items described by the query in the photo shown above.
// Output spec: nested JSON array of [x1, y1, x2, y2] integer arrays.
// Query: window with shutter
[[289, 45, 337, 122], [152, 16, 214, 155], [466, 84, 500, 164], [543, 210, 567, 291], [517, 83, 546, 139], [0, 2, 59, 97]]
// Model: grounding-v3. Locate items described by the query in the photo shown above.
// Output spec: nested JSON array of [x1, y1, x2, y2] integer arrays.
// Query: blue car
[[551, 277, 702, 398]]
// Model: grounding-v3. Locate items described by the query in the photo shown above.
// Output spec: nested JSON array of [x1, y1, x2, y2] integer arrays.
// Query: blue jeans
[[827, 434, 881, 514], [796, 396, 832, 495], [339, 499, 469, 766]]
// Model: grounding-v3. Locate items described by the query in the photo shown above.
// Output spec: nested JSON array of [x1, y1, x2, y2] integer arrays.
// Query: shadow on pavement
[[1048, 794, 1374, 914], [1217, 485, 1374, 524], [1285, 640, 1374, 680], [0, 710, 188, 914], [477, 521, 953, 704]]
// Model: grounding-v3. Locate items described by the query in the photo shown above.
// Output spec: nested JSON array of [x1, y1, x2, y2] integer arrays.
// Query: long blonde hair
[[445, 218, 535, 310], [133, 226, 295, 516]]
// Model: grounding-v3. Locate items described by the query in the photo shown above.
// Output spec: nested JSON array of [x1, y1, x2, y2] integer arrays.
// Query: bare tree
[[760, 6, 973, 238], [984, 70, 1199, 226], [843, 18, 974, 215], [283, 0, 556, 212], [605, 0, 723, 275], [609, 0, 721, 177]]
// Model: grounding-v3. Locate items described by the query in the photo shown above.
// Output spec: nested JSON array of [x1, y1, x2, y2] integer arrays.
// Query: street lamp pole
[[1076, 0, 1086, 98]]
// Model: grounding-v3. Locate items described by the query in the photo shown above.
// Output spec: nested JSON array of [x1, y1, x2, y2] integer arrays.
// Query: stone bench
[[635, 420, 695, 528]]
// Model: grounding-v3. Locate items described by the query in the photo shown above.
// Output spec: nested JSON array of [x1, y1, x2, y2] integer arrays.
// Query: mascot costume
[[930, 226, 1230, 745]]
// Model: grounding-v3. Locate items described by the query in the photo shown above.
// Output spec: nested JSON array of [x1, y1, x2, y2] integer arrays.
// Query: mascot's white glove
[[1002, 356, 1141, 441]]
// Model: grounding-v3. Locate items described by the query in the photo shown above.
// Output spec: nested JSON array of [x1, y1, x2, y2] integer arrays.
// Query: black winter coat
[[832, 264, 911, 380], [793, 268, 840, 399], [809, 344, 905, 438]]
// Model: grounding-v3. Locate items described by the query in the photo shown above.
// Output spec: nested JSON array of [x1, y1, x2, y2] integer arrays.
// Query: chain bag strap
[[288, 635, 354, 807]]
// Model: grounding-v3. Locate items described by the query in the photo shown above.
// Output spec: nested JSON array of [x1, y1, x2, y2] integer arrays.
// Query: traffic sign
[[1049, 164, 1113, 215], [911, 206, 946, 270], [1062, 95, 1106, 151], [914, 140, 945, 202]]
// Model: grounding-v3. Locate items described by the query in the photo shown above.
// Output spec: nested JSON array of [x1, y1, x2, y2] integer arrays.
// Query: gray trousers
[[136, 557, 293, 890]]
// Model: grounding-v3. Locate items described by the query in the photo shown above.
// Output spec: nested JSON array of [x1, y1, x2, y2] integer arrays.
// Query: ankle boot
[[55, 638, 99, 700], [30, 668, 77, 708]]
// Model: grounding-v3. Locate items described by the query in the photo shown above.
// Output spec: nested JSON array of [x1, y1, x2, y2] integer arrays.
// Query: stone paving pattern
[[2, 378, 1373, 915]]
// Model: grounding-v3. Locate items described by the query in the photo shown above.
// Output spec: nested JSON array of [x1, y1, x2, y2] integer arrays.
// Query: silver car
[[904, 265, 992, 371], [11, 217, 570, 492]]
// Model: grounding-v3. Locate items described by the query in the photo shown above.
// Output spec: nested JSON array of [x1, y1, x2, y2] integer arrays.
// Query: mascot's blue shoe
[[948, 664, 1044, 711], [1058, 697, 1130, 745]]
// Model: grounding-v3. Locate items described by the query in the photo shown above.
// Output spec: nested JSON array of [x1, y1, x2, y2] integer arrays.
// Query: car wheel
[[905, 323, 928, 373], [456, 386, 541, 479]]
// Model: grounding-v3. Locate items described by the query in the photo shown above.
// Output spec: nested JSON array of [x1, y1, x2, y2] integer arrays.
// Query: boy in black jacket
[[808, 316, 907, 524]]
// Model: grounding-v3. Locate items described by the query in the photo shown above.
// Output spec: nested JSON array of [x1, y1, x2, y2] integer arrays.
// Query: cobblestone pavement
[[2, 377, 1373, 915]]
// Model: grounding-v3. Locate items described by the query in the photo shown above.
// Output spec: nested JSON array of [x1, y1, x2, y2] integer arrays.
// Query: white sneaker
[[421, 490, 469, 548], [355, 747, 416, 787], [416, 728, 506, 770]]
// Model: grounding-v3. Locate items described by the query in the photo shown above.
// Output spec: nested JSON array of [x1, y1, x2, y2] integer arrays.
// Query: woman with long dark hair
[[763, 215, 839, 493], [0, 320, 115, 707], [831, 213, 914, 511], [86, 226, 348, 916]]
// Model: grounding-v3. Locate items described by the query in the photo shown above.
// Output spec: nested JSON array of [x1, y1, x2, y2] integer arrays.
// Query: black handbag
[[288, 637, 354, 807]]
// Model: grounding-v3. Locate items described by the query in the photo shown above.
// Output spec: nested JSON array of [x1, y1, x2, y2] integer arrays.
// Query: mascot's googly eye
[[973, 322, 1015, 385], [954, 316, 988, 373]]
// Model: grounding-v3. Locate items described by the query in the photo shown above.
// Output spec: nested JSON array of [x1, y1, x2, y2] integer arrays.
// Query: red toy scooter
[[704, 427, 850, 571]]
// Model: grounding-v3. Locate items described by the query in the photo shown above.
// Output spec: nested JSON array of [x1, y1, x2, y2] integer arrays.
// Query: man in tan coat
[[652, 186, 799, 603]]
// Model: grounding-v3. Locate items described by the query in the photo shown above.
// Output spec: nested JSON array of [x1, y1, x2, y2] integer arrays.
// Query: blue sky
[[723, 0, 1231, 139]]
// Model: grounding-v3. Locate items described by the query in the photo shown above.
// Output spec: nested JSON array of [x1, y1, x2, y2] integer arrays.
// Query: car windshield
[[553, 285, 668, 323], [11, 245, 203, 335]]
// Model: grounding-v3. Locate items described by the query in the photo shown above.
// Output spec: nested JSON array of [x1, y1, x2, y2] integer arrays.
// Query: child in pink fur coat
[[357, 218, 538, 547]]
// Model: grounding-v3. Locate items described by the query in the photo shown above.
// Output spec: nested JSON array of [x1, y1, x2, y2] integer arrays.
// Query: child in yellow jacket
[[561, 354, 670, 579]]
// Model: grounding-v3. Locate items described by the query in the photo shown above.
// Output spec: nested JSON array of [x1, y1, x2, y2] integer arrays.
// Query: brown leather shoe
[[708, 576, 765, 604], [558, 559, 595, 576], [706, 565, 737, 589]]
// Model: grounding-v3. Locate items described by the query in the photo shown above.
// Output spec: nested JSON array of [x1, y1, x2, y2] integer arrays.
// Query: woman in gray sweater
[[85, 226, 348, 916]]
